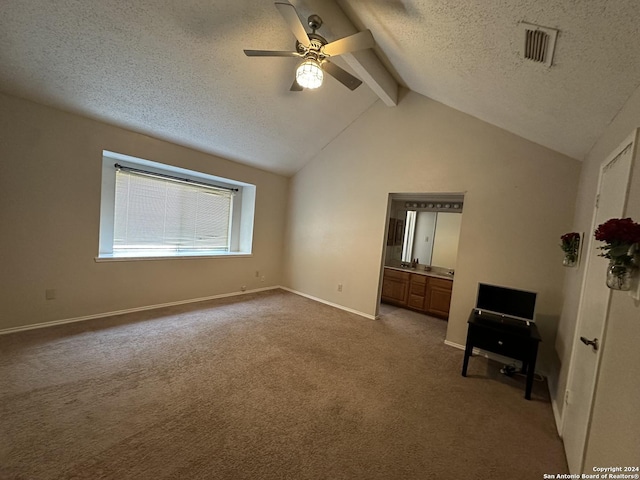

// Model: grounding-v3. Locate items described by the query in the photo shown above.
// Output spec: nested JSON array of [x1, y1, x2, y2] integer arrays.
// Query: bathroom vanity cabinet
[[381, 267, 453, 319]]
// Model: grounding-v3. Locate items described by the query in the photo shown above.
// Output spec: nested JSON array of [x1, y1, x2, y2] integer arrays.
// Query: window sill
[[95, 252, 252, 262]]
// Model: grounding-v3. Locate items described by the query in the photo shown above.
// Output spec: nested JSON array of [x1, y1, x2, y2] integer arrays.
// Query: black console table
[[461, 310, 541, 400]]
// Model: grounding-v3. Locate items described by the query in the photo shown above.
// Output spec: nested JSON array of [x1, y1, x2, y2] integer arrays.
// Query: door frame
[[560, 129, 637, 471], [376, 192, 465, 317]]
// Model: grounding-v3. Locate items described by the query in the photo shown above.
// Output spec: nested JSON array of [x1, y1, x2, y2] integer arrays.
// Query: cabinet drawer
[[384, 268, 411, 280], [408, 294, 425, 310], [410, 273, 427, 285], [429, 277, 453, 290], [410, 281, 427, 296]]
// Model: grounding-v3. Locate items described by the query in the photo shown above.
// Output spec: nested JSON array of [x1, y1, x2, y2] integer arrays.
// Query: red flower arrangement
[[560, 232, 580, 250], [560, 232, 580, 265], [594, 218, 640, 265]]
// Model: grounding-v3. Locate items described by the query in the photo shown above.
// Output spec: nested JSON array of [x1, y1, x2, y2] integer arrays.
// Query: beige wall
[[283, 90, 581, 372], [553, 83, 640, 468], [0, 93, 288, 331]]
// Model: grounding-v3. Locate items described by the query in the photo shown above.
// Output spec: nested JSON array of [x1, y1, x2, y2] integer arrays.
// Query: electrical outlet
[[45, 289, 56, 300], [337, 283, 343, 292], [261, 276, 265, 282], [241, 285, 247, 292]]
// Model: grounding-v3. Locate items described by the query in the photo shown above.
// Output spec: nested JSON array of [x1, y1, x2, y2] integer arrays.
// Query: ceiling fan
[[243, 2, 375, 91]]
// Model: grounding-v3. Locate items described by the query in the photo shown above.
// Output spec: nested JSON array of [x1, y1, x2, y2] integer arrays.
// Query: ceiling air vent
[[520, 22, 558, 67]]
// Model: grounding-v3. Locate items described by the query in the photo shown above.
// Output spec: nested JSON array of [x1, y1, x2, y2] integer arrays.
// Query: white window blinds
[[113, 169, 233, 254]]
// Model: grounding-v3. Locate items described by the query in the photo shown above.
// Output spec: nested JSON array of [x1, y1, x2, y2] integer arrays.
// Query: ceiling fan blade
[[244, 49, 300, 57], [322, 61, 362, 91], [322, 30, 374, 57], [275, 2, 310, 46], [290, 79, 303, 91]]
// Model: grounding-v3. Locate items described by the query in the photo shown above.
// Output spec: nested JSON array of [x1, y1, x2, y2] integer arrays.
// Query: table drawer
[[470, 326, 526, 360]]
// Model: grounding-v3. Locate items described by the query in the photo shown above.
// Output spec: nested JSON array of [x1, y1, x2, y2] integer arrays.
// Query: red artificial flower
[[560, 232, 580, 243], [560, 232, 580, 254], [594, 218, 640, 244], [594, 218, 640, 265]]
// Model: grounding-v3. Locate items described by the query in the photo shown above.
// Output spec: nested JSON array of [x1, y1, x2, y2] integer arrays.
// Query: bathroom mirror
[[385, 198, 463, 269]]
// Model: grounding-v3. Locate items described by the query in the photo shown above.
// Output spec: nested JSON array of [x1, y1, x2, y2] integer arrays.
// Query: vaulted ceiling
[[1, 0, 639, 175]]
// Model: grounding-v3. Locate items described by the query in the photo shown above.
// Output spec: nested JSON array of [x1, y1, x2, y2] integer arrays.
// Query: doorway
[[379, 193, 464, 320]]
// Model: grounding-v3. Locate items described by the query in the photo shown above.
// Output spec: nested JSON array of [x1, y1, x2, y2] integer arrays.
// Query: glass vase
[[606, 263, 634, 291], [563, 254, 577, 267]]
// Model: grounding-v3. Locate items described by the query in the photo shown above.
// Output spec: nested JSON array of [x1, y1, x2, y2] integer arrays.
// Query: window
[[98, 151, 255, 260]]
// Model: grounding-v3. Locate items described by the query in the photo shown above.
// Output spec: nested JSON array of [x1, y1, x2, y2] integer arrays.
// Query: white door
[[562, 131, 636, 473]]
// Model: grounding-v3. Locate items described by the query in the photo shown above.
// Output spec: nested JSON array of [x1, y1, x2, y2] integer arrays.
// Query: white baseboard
[[279, 287, 376, 320], [551, 396, 564, 436], [0, 286, 280, 336], [444, 339, 466, 351], [1, 286, 375, 335]]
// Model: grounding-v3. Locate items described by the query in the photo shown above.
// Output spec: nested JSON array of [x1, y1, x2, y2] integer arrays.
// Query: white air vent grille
[[520, 22, 558, 67]]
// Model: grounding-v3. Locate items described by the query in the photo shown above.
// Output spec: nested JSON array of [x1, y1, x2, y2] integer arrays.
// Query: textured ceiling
[[340, 0, 640, 162], [1, 1, 640, 175]]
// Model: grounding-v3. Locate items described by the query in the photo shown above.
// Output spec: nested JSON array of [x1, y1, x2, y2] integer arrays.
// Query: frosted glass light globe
[[296, 59, 323, 89]]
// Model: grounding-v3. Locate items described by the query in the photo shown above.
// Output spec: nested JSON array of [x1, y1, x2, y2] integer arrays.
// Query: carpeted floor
[[0, 289, 568, 479]]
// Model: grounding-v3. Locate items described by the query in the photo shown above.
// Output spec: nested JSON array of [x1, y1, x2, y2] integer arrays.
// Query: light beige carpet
[[0, 289, 567, 479]]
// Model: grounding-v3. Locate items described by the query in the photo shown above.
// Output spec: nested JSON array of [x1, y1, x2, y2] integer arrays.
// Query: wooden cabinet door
[[382, 278, 408, 305], [425, 278, 453, 319], [381, 269, 410, 306]]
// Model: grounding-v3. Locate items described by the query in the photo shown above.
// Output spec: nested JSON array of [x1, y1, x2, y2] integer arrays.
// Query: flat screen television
[[475, 283, 537, 322]]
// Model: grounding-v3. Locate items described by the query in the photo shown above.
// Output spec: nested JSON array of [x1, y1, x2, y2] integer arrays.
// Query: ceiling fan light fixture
[[296, 59, 323, 89]]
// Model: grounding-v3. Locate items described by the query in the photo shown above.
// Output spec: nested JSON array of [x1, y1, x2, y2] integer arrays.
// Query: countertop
[[384, 265, 454, 281]]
